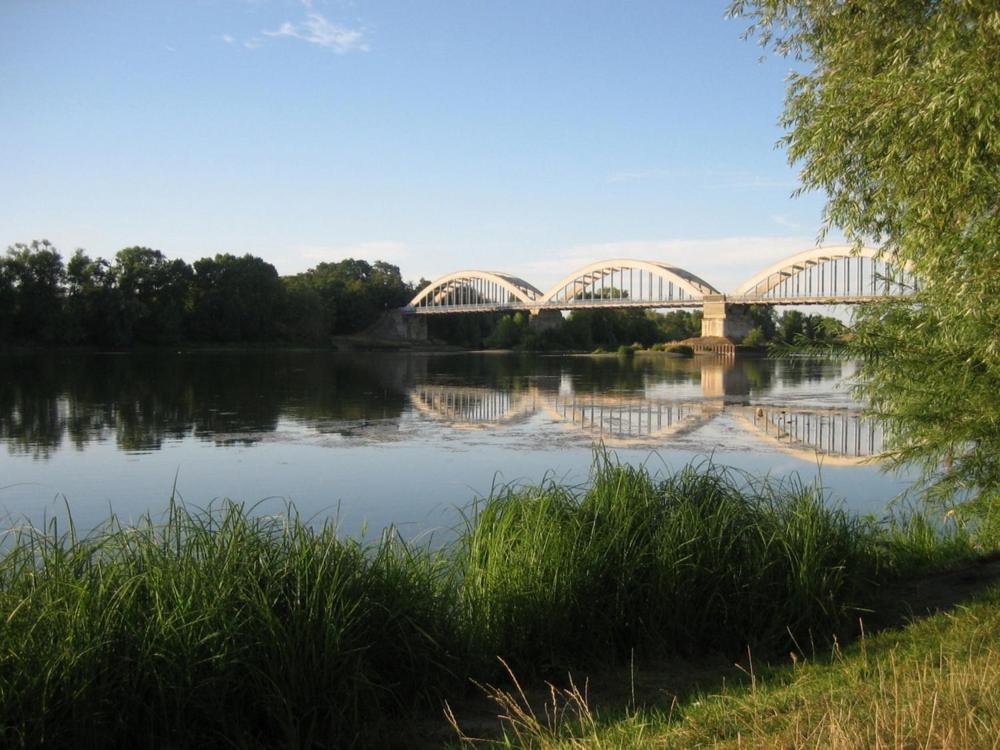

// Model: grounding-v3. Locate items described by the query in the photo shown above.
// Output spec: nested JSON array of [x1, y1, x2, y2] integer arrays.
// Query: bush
[[742, 326, 767, 347]]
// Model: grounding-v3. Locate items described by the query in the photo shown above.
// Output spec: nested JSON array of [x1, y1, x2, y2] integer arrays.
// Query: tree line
[[429, 305, 846, 351], [0, 240, 420, 346]]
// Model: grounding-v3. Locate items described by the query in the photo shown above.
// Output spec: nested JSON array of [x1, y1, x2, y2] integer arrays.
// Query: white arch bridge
[[404, 245, 918, 340]]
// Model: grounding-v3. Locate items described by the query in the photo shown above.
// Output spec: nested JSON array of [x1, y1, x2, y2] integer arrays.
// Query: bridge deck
[[407, 293, 902, 314]]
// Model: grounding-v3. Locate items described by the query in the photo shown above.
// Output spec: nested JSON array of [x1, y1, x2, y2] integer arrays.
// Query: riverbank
[[0, 457, 984, 748], [449, 561, 1000, 748]]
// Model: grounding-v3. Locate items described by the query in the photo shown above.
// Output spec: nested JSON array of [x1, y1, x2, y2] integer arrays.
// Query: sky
[[0, 0, 837, 294]]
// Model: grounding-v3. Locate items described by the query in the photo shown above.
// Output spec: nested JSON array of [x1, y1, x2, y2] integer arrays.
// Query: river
[[0, 350, 916, 538]]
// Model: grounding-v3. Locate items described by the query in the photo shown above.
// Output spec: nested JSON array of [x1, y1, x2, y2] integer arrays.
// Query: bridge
[[402, 245, 918, 341]]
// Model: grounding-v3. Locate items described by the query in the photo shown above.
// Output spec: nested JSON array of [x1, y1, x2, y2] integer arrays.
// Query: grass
[[453, 580, 1000, 749], [0, 502, 461, 748], [0, 457, 983, 748]]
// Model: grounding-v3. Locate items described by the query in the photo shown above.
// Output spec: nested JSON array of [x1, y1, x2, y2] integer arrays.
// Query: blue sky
[[0, 0, 834, 293]]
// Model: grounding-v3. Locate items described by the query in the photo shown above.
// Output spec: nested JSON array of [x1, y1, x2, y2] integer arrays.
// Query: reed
[[455, 459, 886, 669], [0, 500, 459, 748], [0, 458, 972, 747]]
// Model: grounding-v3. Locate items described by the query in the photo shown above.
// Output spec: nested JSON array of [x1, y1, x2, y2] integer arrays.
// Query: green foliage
[[747, 304, 777, 340], [484, 312, 529, 348], [666, 343, 695, 357], [2, 240, 66, 344], [113, 247, 193, 344], [454, 458, 887, 669], [732, 0, 1000, 506], [188, 254, 284, 342], [743, 326, 767, 348], [428, 311, 503, 348], [0, 501, 458, 748], [775, 309, 845, 345], [653, 309, 703, 342], [0, 458, 981, 746], [0, 242, 418, 347], [280, 258, 414, 337]]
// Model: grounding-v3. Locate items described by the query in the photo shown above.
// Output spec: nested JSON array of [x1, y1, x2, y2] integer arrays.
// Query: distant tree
[[287, 259, 413, 335], [66, 250, 119, 345], [3, 240, 66, 344], [776, 310, 806, 343], [747, 305, 777, 340], [742, 327, 767, 347], [484, 312, 529, 349], [651, 310, 703, 342], [113, 247, 192, 344], [188, 254, 284, 342], [279, 276, 328, 343], [0, 255, 15, 343]]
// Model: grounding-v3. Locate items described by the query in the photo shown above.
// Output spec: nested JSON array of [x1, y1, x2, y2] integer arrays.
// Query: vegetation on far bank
[[0, 457, 982, 748], [429, 306, 846, 352], [0, 239, 848, 355], [0, 242, 422, 347]]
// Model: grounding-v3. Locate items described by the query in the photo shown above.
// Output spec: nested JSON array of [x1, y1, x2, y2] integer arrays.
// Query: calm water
[[0, 350, 915, 538]]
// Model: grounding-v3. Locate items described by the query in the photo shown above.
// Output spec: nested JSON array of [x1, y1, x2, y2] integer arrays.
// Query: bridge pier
[[528, 309, 564, 333], [700, 295, 753, 342]]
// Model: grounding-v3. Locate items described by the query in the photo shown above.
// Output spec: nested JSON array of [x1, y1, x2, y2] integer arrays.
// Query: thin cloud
[[221, 34, 236, 45], [262, 13, 368, 53], [771, 214, 800, 229]]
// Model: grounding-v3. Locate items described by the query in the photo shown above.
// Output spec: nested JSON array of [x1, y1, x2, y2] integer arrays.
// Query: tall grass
[[455, 459, 885, 670], [0, 458, 973, 747], [0, 502, 459, 748]]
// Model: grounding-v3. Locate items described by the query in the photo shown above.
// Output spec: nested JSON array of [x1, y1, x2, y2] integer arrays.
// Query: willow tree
[[730, 1, 1000, 510]]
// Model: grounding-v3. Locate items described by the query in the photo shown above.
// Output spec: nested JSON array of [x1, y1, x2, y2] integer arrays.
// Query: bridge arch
[[409, 270, 543, 311], [733, 245, 914, 301], [540, 259, 720, 307]]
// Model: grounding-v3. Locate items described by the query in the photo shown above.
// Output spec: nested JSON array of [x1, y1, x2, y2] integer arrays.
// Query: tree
[[3, 240, 66, 344], [651, 310, 703, 342], [732, 1, 1000, 507], [285, 259, 415, 336], [66, 249, 118, 345], [776, 310, 806, 344], [188, 254, 284, 342], [113, 247, 193, 344]]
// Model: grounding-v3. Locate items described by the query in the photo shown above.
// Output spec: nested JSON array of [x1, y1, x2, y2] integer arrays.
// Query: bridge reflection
[[410, 386, 539, 427], [409, 361, 883, 464], [739, 407, 884, 466]]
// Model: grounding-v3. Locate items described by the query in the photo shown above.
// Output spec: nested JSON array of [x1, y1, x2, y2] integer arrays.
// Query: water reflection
[[412, 359, 879, 465], [0, 352, 412, 456], [0, 351, 875, 464]]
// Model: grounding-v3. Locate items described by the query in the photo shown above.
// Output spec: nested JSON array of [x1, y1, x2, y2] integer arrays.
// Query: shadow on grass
[[420, 553, 1000, 749]]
